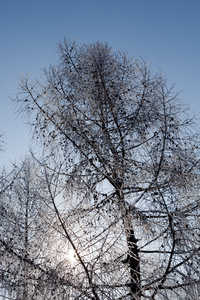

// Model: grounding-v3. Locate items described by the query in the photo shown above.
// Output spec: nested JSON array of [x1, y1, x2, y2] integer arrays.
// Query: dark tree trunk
[[117, 187, 141, 300], [128, 229, 141, 300]]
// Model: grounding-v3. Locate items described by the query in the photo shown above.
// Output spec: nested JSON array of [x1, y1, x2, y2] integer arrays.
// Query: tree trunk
[[128, 229, 141, 300], [118, 189, 141, 300]]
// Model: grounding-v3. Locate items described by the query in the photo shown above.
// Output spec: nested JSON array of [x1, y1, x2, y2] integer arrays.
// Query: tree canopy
[[0, 41, 200, 299]]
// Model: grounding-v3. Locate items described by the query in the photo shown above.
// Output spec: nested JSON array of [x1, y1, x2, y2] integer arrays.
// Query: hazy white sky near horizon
[[0, 0, 200, 168]]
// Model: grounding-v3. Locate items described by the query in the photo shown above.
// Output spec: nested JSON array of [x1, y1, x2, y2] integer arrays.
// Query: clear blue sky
[[0, 0, 200, 167]]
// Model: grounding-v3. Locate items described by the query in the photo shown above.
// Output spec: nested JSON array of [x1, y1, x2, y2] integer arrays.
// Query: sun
[[67, 248, 76, 264]]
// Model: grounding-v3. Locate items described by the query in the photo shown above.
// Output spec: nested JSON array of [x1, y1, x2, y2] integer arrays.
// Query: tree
[[0, 158, 59, 299], [0, 132, 5, 153], [13, 40, 200, 299]]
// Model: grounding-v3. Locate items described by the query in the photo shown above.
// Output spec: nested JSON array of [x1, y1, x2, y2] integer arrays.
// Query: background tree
[[13, 41, 200, 299], [0, 158, 61, 299], [0, 132, 5, 155]]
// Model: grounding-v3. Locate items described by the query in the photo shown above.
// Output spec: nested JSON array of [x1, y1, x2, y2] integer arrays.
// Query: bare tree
[[13, 40, 200, 299], [0, 132, 5, 154], [0, 158, 60, 299]]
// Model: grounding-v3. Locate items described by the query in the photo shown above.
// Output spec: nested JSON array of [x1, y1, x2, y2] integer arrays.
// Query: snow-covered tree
[[13, 41, 200, 299], [0, 159, 57, 299]]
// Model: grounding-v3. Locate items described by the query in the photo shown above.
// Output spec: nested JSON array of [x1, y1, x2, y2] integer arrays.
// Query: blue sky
[[0, 0, 200, 167]]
